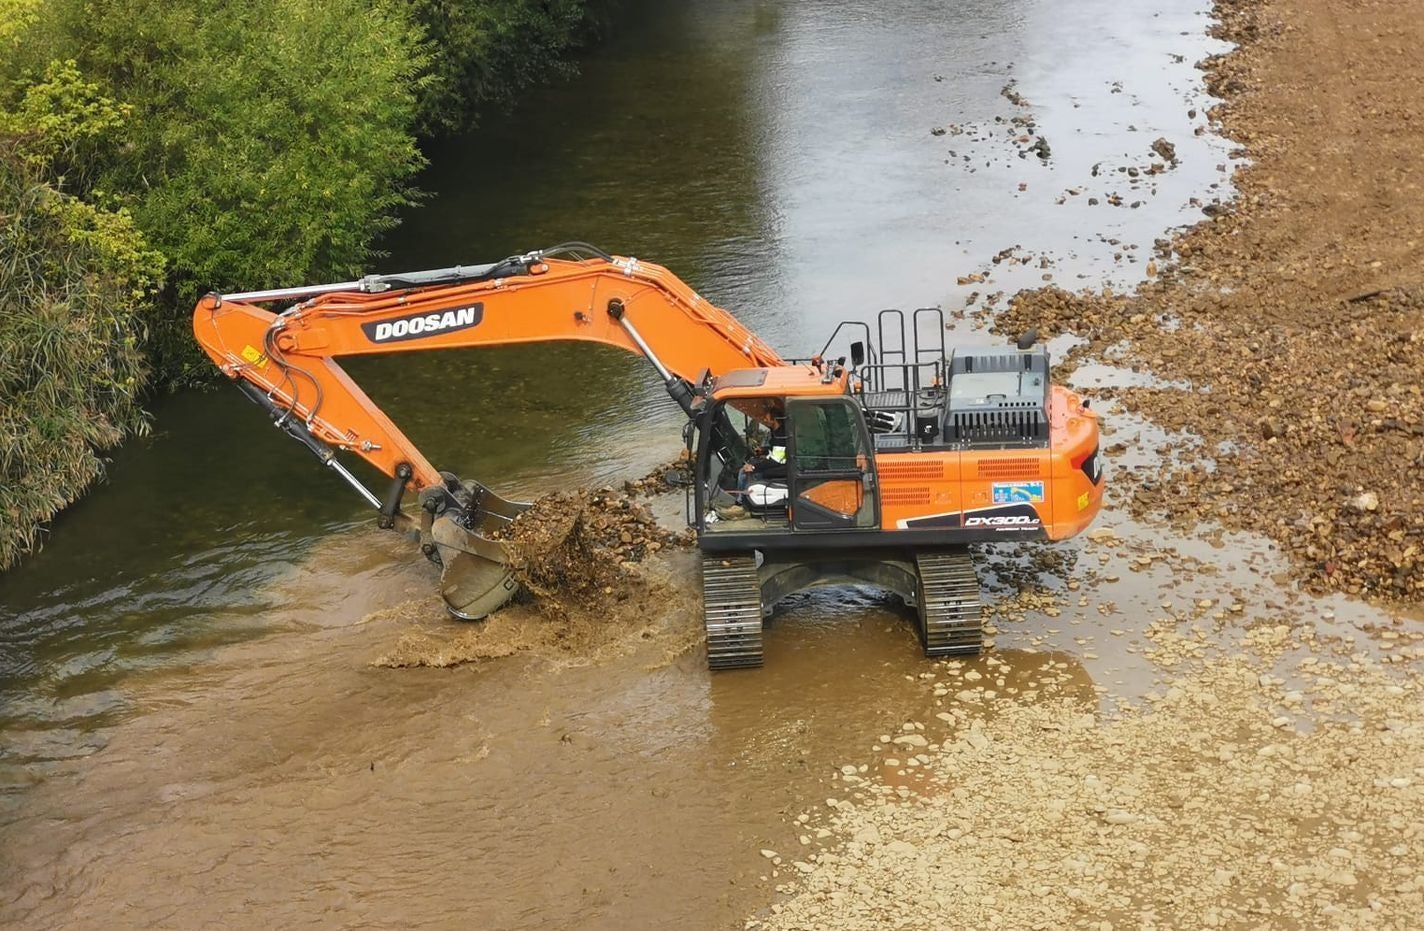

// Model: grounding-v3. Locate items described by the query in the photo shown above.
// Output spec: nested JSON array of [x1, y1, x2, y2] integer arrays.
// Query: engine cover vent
[[944, 347, 1050, 448]]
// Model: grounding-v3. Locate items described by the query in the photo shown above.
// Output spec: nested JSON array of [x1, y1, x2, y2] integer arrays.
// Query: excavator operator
[[737, 443, 788, 492]]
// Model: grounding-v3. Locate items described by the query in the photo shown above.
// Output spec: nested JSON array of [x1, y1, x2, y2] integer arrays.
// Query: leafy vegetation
[[19, 0, 434, 379], [0, 0, 605, 565], [0, 144, 161, 567]]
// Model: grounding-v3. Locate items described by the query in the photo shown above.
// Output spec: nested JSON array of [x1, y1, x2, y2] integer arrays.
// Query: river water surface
[[1, 1, 1247, 927]]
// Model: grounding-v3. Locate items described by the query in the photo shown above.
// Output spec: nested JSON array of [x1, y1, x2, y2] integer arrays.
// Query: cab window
[[791, 400, 864, 472]]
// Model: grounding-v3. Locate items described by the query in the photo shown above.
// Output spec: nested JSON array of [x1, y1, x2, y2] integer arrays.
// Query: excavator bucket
[[428, 486, 531, 620]]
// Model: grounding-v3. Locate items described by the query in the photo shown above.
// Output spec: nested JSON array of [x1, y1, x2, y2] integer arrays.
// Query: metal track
[[914, 550, 983, 657], [700, 553, 764, 670]]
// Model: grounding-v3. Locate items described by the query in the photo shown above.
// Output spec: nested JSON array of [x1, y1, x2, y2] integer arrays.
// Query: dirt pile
[[374, 483, 697, 669], [988, 0, 1424, 602], [494, 486, 693, 613], [622, 450, 694, 497], [753, 624, 1424, 930], [1002, 283, 1423, 600], [376, 460, 698, 670]]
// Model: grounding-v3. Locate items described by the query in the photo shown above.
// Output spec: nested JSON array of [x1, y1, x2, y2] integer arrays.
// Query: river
[[1, 0, 1242, 926]]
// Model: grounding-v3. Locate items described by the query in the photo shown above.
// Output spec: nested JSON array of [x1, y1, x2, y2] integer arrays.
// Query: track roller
[[914, 550, 983, 657], [700, 553, 764, 670]]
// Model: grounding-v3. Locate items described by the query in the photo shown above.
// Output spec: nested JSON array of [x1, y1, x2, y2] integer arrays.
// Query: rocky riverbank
[[753, 622, 1423, 930], [992, 0, 1424, 603]]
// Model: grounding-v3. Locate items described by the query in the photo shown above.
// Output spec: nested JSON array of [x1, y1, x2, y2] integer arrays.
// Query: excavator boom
[[195, 244, 781, 495]]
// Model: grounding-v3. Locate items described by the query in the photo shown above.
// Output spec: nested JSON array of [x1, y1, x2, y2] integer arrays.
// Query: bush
[[2, 1, 608, 381], [0, 146, 162, 567], [30, 0, 430, 379], [0, 0, 603, 561]]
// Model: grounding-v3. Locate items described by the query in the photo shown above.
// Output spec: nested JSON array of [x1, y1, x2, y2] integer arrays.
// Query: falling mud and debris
[[375, 475, 696, 669], [497, 488, 677, 607]]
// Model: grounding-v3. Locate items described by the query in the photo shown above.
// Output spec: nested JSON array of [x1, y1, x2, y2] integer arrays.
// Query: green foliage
[[0, 0, 603, 560], [0, 0, 43, 48], [37, 0, 431, 378], [0, 59, 130, 186], [0, 147, 160, 567], [0, 1, 606, 383]]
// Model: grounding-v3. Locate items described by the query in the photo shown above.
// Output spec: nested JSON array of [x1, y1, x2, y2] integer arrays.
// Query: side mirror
[[1015, 328, 1039, 350], [850, 341, 866, 368]]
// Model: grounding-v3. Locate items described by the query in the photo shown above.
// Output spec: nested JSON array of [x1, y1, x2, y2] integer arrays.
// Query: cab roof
[[711, 365, 850, 400]]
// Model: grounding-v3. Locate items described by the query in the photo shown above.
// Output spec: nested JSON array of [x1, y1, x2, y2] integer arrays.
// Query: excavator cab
[[692, 388, 880, 535], [785, 397, 878, 530]]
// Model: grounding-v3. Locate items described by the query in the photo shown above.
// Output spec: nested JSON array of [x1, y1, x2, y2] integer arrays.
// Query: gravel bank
[[753, 625, 1423, 930]]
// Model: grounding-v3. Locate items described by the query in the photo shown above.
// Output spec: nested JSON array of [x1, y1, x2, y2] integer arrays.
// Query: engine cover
[[944, 346, 1050, 448]]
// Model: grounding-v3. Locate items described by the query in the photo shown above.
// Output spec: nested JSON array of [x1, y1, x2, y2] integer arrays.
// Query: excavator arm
[[193, 243, 783, 618], [194, 243, 781, 494]]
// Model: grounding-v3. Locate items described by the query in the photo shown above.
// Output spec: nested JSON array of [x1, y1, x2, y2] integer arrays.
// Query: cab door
[[787, 398, 879, 530]]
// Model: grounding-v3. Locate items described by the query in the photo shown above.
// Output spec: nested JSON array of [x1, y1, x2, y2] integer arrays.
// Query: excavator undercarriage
[[699, 549, 981, 669], [194, 244, 1103, 669]]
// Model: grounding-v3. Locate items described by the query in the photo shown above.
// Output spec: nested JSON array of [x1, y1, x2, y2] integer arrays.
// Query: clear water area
[[1, 1, 1238, 927]]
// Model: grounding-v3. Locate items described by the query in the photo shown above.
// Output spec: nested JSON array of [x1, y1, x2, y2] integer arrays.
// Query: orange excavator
[[194, 243, 1103, 668]]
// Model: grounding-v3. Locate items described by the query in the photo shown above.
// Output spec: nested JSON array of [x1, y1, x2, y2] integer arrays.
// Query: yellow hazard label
[[1077, 491, 1091, 511], [240, 344, 268, 369]]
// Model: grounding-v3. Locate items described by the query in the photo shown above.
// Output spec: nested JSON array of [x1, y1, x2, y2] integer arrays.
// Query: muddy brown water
[[1, 1, 1398, 928]]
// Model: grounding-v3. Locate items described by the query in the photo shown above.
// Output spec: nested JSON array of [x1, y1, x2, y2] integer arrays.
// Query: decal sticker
[[362, 303, 483, 343], [1080, 448, 1103, 484], [966, 513, 1038, 528], [1077, 491, 1091, 511], [992, 481, 1045, 504], [897, 512, 962, 530], [898, 502, 1043, 531], [239, 344, 268, 369]]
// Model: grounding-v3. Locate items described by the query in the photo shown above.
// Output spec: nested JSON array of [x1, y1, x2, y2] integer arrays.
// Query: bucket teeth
[[700, 554, 763, 670], [914, 550, 983, 657]]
